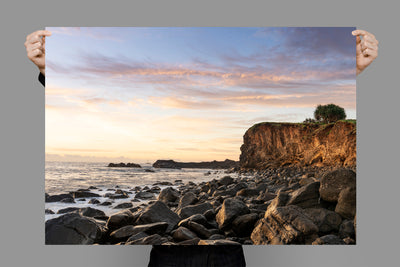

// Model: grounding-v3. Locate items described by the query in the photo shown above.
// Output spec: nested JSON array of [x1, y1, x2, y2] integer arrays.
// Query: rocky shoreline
[[45, 165, 356, 245]]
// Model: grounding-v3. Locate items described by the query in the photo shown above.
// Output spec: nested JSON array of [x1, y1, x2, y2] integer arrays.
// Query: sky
[[45, 27, 356, 162]]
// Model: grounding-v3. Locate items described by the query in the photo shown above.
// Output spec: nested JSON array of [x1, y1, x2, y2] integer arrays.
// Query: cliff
[[239, 121, 356, 169]]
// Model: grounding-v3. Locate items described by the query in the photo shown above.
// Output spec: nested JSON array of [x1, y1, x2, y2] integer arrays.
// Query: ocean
[[45, 161, 238, 221]]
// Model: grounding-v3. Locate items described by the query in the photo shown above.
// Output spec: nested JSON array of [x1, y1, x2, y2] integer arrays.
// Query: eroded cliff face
[[240, 121, 356, 169]]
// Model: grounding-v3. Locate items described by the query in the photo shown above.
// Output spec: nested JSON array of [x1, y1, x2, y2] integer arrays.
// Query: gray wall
[[1, 0, 397, 266]]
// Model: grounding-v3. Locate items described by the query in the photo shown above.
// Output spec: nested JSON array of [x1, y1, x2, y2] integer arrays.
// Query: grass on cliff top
[[248, 119, 356, 132]]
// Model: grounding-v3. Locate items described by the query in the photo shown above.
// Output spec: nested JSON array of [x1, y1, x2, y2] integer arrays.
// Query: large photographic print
[[45, 27, 356, 245]]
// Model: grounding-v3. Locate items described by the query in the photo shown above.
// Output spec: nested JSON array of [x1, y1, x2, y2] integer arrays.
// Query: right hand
[[24, 30, 52, 75]]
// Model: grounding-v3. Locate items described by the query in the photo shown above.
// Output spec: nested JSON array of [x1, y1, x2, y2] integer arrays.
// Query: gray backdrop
[[1, 0, 397, 266]]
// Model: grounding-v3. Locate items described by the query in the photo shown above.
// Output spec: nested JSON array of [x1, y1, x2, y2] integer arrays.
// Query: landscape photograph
[[45, 27, 357, 245]]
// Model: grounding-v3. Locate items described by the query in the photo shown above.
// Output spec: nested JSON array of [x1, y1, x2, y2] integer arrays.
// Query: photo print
[[45, 27, 356, 245]]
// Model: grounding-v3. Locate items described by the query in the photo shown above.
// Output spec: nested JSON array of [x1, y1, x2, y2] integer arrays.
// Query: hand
[[352, 29, 378, 75], [24, 30, 52, 75]]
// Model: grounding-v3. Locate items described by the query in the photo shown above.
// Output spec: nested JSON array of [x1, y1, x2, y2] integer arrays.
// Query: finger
[[362, 40, 378, 51], [28, 49, 43, 58], [352, 29, 369, 37], [363, 34, 378, 44], [355, 35, 361, 44], [26, 30, 51, 41], [27, 42, 42, 52], [26, 30, 52, 44]]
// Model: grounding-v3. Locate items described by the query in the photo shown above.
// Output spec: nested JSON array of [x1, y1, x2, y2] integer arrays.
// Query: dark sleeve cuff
[[38, 72, 45, 87]]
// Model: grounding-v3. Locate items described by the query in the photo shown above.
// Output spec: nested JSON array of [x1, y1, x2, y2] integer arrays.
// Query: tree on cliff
[[314, 104, 346, 123]]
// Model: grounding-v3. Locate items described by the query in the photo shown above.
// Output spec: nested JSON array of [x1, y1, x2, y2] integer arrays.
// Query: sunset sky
[[45, 27, 356, 162]]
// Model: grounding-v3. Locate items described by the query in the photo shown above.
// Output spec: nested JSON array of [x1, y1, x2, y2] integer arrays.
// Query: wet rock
[[319, 169, 356, 202], [236, 188, 260, 198], [45, 193, 73, 203], [134, 191, 155, 200], [70, 191, 101, 199], [45, 209, 55, 214], [232, 213, 259, 237], [126, 232, 149, 243], [45, 213, 104, 244], [178, 192, 198, 209], [178, 214, 209, 228], [136, 201, 181, 233], [106, 210, 135, 232], [304, 208, 342, 233], [335, 186, 356, 219], [204, 209, 215, 220], [126, 234, 165, 245], [312, 234, 345, 245], [99, 201, 112, 206], [208, 234, 225, 240], [113, 202, 133, 209], [216, 198, 250, 231], [286, 182, 320, 209], [60, 198, 75, 203], [339, 219, 355, 238], [187, 221, 212, 239], [173, 226, 198, 241], [218, 176, 234, 186], [177, 202, 214, 219], [88, 199, 100, 204], [158, 187, 180, 203], [250, 197, 318, 245]]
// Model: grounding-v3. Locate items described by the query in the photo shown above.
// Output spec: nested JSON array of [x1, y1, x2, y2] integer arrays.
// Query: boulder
[[335, 187, 356, 219], [339, 219, 355, 238], [187, 221, 212, 239], [69, 191, 101, 199], [177, 202, 214, 219], [319, 169, 356, 202], [286, 182, 321, 209], [126, 234, 167, 245], [158, 187, 180, 203], [178, 192, 198, 209], [45, 209, 55, 214], [232, 213, 259, 237], [45, 213, 104, 244], [126, 232, 149, 243], [106, 210, 135, 231], [113, 202, 133, 209], [88, 199, 100, 204], [236, 188, 260, 197], [173, 226, 198, 241], [312, 234, 345, 245], [60, 198, 75, 203], [218, 176, 234, 186], [136, 201, 181, 233], [303, 208, 342, 233], [251, 202, 318, 245], [134, 191, 155, 200], [178, 214, 209, 228], [45, 193, 73, 203], [216, 198, 250, 230]]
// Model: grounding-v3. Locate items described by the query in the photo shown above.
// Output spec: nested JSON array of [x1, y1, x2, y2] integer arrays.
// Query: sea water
[[45, 161, 237, 221]]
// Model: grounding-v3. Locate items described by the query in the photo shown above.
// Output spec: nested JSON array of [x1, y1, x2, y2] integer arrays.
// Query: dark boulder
[[45, 213, 104, 244]]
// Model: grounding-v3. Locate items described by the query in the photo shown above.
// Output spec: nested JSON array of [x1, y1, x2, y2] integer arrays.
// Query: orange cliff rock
[[239, 121, 356, 169]]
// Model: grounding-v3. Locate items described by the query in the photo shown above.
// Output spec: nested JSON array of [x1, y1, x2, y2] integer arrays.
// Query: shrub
[[314, 104, 346, 123]]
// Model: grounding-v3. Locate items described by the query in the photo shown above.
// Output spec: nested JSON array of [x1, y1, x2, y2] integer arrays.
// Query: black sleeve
[[38, 72, 45, 87]]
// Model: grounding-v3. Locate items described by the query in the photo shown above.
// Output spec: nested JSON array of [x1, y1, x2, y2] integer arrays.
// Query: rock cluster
[[45, 166, 356, 245]]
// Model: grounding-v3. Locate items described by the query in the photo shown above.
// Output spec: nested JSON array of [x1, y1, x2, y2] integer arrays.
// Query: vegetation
[[313, 104, 346, 123]]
